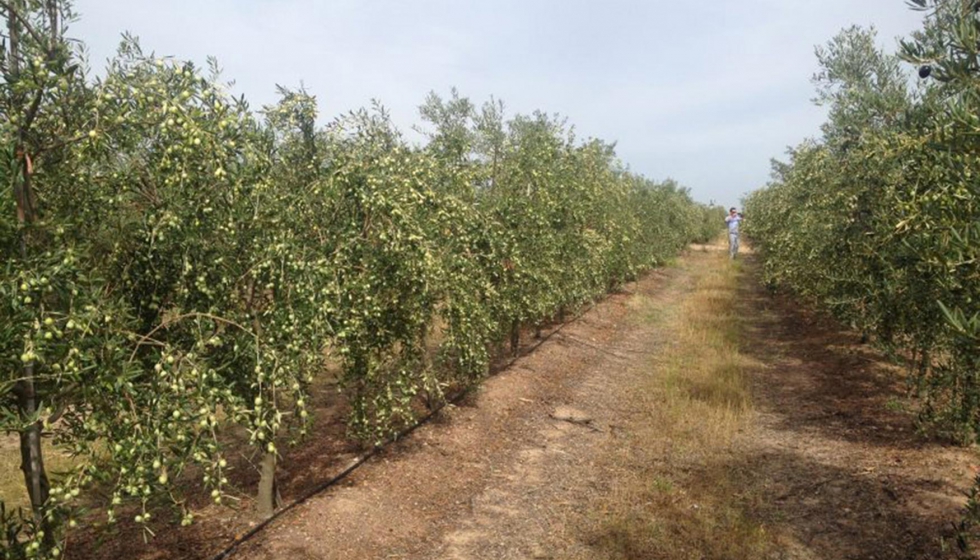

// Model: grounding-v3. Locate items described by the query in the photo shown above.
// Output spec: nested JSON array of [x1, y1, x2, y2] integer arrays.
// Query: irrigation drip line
[[555, 332, 662, 358], [210, 296, 602, 560]]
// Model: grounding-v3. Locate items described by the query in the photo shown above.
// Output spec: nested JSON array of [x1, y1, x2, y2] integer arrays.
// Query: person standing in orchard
[[725, 207, 743, 259]]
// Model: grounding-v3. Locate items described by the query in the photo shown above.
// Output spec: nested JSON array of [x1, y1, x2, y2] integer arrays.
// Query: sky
[[69, 0, 927, 206]]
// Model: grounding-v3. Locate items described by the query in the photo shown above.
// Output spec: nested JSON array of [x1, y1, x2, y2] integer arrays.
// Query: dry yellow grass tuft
[[0, 436, 76, 510], [583, 248, 774, 559]]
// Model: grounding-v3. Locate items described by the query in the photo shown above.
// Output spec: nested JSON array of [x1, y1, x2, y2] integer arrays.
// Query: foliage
[[745, 4, 980, 546], [0, 3, 719, 557]]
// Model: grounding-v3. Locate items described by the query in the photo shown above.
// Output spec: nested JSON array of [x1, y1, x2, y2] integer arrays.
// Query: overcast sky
[[70, 1, 925, 205]]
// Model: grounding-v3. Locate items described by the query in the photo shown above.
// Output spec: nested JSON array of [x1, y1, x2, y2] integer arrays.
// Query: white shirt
[[725, 214, 742, 234]]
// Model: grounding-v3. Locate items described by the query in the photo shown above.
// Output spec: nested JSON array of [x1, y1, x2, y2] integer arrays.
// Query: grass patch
[[582, 248, 773, 559], [885, 396, 905, 413]]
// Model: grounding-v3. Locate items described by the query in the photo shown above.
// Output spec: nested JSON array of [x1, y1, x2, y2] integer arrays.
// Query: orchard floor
[[74, 242, 979, 560]]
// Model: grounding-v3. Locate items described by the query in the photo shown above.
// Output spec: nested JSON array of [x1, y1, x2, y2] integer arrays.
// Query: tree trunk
[[249, 302, 279, 518], [510, 319, 520, 357], [46, 0, 58, 45], [15, 372, 50, 521], [7, 3, 58, 545], [256, 451, 279, 518]]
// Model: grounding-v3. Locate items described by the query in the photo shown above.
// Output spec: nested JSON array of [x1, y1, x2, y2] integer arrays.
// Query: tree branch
[[0, 1, 48, 51], [127, 312, 256, 364], [34, 125, 95, 159]]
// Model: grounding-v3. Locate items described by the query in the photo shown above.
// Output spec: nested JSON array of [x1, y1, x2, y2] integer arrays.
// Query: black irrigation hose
[[555, 332, 662, 358], [210, 406, 432, 560], [210, 299, 599, 560]]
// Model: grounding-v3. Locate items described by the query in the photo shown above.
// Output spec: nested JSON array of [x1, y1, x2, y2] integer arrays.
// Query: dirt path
[[235, 263, 684, 560], [227, 244, 977, 560]]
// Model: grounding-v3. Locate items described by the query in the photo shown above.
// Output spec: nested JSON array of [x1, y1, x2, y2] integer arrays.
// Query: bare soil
[[733, 261, 975, 559], [67, 246, 979, 559]]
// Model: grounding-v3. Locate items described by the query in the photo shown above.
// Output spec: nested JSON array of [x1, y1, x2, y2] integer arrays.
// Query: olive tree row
[[745, 0, 980, 543], [1, 3, 720, 557]]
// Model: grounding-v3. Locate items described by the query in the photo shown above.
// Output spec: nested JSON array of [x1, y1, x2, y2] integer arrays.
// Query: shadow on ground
[[728, 254, 973, 559]]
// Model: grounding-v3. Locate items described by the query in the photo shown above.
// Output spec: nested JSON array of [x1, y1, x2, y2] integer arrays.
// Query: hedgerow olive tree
[[418, 91, 719, 359], [746, 17, 980, 436], [415, 92, 505, 384], [898, 0, 980, 437], [0, 12, 325, 555], [315, 106, 448, 444], [745, 2, 980, 545], [0, 1, 130, 555]]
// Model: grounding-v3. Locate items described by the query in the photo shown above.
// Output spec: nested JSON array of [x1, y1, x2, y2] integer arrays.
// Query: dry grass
[[0, 436, 76, 510], [583, 250, 775, 559]]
